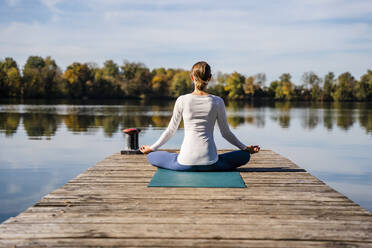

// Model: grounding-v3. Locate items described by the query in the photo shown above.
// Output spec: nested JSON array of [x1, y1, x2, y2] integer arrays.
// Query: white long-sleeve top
[[150, 93, 248, 165]]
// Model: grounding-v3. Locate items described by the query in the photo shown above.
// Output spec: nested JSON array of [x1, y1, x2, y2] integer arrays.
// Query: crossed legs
[[146, 150, 250, 171]]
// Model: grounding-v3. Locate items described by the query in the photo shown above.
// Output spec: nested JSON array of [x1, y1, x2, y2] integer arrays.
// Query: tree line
[[1, 56, 371, 101]]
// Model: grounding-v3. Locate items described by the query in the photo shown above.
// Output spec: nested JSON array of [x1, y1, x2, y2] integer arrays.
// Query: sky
[[1, 0, 372, 84]]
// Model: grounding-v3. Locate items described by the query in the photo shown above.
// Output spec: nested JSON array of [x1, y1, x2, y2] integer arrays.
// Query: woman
[[140, 61, 260, 171]]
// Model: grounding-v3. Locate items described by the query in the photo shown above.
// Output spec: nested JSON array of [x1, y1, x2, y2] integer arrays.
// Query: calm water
[[0, 99, 371, 223]]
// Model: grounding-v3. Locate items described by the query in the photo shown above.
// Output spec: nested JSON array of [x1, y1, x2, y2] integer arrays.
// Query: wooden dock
[[0, 149, 371, 247]]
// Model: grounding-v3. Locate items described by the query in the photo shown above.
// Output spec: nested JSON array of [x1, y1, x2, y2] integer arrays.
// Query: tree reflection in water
[[359, 103, 372, 135], [0, 112, 20, 136], [0, 100, 371, 138], [23, 113, 61, 139], [270, 101, 291, 128]]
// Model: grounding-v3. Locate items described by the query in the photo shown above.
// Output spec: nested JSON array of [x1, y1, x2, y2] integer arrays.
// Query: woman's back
[[143, 61, 257, 171], [178, 93, 219, 165], [150, 93, 247, 166]]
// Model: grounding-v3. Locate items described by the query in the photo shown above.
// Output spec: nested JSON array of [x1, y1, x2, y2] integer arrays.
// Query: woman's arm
[[149, 96, 183, 151], [216, 97, 248, 150]]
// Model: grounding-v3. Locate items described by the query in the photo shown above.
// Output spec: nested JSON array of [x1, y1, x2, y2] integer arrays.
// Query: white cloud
[[1, 0, 372, 83]]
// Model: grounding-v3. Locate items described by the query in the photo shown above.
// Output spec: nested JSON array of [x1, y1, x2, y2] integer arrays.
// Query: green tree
[[103, 60, 119, 79], [42, 56, 66, 97], [355, 70, 372, 101], [0, 65, 5, 97], [208, 72, 228, 97], [22, 56, 66, 98], [6, 67, 22, 97], [332, 72, 355, 101], [120, 61, 152, 98], [0, 57, 21, 97], [293, 85, 307, 100], [267, 80, 279, 97], [224, 72, 245, 100], [323, 72, 335, 101], [22, 56, 46, 97], [84, 68, 117, 98], [169, 70, 192, 97], [252, 73, 266, 97], [302, 71, 322, 101]]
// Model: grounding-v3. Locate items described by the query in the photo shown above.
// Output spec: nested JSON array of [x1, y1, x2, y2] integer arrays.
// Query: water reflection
[[270, 102, 291, 128], [301, 106, 319, 130], [323, 106, 335, 130], [359, 104, 372, 135], [0, 100, 371, 223], [0, 112, 20, 136], [0, 166, 89, 223], [23, 112, 61, 138], [0, 101, 371, 138]]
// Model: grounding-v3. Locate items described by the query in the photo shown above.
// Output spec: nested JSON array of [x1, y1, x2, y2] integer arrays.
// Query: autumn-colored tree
[[151, 68, 170, 97], [224, 72, 245, 100], [244, 76, 255, 97], [63, 114, 95, 132], [1, 56, 371, 101], [275, 73, 294, 100], [242, 74, 266, 98], [63, 62, 92, 98]]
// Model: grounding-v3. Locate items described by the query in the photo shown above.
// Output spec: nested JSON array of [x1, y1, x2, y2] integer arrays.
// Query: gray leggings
[[147, 150, 250, 171]]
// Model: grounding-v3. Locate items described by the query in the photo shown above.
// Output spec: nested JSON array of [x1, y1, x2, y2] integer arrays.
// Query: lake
[[0, 99, 371, 223]]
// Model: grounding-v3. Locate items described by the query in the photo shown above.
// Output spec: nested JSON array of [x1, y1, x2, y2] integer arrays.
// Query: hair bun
[[191, 61, 211, 91]]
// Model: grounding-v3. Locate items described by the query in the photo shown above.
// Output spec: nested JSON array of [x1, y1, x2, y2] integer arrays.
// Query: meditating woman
[[139, 61, 260, 171]]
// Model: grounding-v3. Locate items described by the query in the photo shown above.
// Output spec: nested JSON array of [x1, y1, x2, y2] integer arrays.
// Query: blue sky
[[1, 0, 372, 84]]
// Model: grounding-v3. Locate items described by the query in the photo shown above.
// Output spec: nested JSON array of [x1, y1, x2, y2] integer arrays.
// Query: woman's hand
[[244, 145, 260, 154], [139, 145, 153, 154]]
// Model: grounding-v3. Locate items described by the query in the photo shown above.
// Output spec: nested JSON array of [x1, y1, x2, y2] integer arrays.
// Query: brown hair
[[191, 61, 211, 91]]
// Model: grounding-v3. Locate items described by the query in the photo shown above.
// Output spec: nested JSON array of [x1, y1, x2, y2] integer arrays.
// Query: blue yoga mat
[[148, 168, 246, 188]]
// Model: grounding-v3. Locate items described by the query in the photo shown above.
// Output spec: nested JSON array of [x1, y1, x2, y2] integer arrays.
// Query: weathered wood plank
[[0, 149, 371, 248], [1, 238, 371, 248], [1, 223, 371, 241]]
